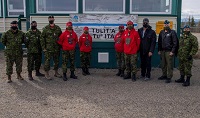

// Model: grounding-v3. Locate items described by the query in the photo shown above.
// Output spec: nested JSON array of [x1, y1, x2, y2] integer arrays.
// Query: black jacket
[[158, 29, 178, 54], [138, 26, 156, 55]]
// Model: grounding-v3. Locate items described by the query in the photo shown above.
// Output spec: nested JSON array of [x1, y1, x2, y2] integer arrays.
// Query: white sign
[[70, 14, 138, 41]]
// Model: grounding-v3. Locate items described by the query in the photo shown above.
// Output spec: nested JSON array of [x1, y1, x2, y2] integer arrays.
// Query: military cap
[[83, 26, 89, 31], [119, 25, 124, 29], [127, 21, 133, 25], [66, 22, 72, 26], [164, 20, 170, 24], [143, 18, 149, 23], [48, 15, 54, 18], [10, 20, 18, 24], [183, 25, 190, 29]]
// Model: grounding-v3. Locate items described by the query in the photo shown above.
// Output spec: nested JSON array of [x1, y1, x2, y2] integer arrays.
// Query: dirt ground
[[0, 33, 200, 118]]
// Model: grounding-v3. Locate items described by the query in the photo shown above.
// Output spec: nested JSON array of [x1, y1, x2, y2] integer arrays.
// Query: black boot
[[35, 70, 45, 76], [28, 71, 34, 81], [158, 76, 167, 80], [182, 76, 190, 87], [120, 70, 124, 77], [17, 73, 24, 80], [63, 73, 68, 81], [165, 78, 171, 83], [85, 67, 90, 75], [132, 74, 136, 82], [7, 75, 12, 83], [70, 71, 78, 79], [124, 72, 131, 79], [116, 69, 121, 76], [175, 75, 185, 83], [82, 67, 87, 76]]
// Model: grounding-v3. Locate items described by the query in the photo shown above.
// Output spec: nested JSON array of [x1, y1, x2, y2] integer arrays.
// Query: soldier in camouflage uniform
[[25, 21, 44, 80], [79, 27, 93, 76], [114, 25, 125, 77], [175, 25, 199, 86], [40, 15, 62, 80], [57, 22, 78, 81], [1, 21, 24, 83]]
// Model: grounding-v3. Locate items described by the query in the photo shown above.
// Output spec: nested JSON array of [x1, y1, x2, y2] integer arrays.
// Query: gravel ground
[[0, 50, 200, 118]]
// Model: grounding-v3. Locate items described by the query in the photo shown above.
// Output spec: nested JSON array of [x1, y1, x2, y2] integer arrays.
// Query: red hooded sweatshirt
[[57, 29, 78, 51], [123, 28, 140, 54], [79, 33, 92, 52], [114, 31, 124, 52]]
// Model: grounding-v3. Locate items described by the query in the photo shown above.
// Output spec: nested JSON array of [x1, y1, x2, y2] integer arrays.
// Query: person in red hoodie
[[114, 25, 125, 77], [57, 21, 78, 81], [79, 27, 93, 76], [123, 21, 140, 81]]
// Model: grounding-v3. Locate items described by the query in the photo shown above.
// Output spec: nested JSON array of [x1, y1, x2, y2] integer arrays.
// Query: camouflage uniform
[[1, 29, 24, 76], [80, 52, 91, 68], [25, 29, 42, 72], [178, 33, 199, 77], [40, 24, 62, 71], [62, 50, 76, 73], [116, 52, 125, 71], [125, 54, 137, 75]]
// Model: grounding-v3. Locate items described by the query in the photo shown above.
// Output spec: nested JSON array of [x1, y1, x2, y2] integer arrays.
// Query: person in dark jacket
[[138, 18, 156, 81], [158, 20, 178, 83]]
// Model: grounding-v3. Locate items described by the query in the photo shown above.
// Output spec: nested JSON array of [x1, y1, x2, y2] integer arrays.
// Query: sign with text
[[70, 14, 138, 41]]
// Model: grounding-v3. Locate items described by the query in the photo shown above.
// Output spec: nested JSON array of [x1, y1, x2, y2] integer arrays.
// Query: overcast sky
[[182, 0, 200, 18]]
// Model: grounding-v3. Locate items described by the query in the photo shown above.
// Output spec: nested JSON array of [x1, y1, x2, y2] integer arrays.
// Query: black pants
[[140, 53, 152, 78]]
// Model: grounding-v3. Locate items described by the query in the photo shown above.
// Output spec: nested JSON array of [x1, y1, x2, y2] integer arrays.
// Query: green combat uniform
[[177, 32, 198, 86], [1, 27, 25, 82], [40, 24, 62, 72], [25, 28, 44, 80]]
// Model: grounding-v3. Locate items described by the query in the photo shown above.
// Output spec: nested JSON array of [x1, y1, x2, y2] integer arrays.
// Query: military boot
[[124, 72, 131, 79], [85, 67, 90, 75], [70, 71, 78, 79], [132, 74, 136, 82], [165, 78, 171, 83], [63, 73, 68, 81], [158, 76, 167, 80], [7, 75, 12, 83], [116, 69, 121, 76], [28, 71, 34, 81], [17, 73, 24, 80], [175, 75, 185, 83], [54, 70, 62, 78], [82, 67, 87, 76], [182, 76, 190, 87], [45, 71, 51, 80], [120, 70, 124, 77], [35, 70, 45, 76]]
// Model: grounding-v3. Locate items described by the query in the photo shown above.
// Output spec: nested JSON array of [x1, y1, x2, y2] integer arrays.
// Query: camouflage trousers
[[5, 52, 23, 75], [116, 52, 125, 70], [125, 54, 137, 74], [179, 59, 193, 77], [44, 51, 60, 71], [80, 51, 91, 68], [160, 51, 174, 78], [62, 50, 76, 73], [27, 53, 42, 72]]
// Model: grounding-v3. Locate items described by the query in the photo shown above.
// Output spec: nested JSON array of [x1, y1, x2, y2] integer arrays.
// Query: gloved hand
[[187, 55, 192, 61]]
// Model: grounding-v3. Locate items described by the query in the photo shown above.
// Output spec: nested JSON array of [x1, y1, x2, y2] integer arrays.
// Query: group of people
[[0, 15, 198, 87], [114, 18, 198, 87]]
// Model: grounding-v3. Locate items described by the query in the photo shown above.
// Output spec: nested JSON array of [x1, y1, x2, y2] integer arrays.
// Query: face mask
[[127, 25, 133, 30], [84, 31, 88, 34], [119, 29, 124, 32], [67, 26, 72, 30], [31, 26, 37, 30], [143, 23, 148, 28], [183, 31, 190, 35], [11, 26, 18, 30], [164, 26, 170, 30], [49, 20, 54, 24]]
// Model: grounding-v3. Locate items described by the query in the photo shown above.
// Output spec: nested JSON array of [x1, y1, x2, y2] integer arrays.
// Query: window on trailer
[[130, 0, 171, 14], [7, 0, 25, 16], [36, 0, 78, 13], [83, 0, 125, 14]]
